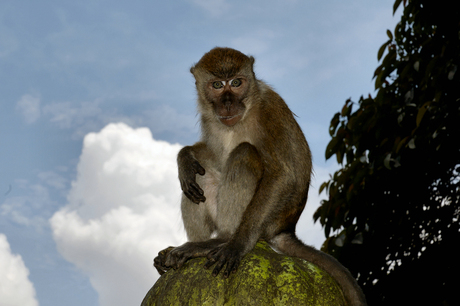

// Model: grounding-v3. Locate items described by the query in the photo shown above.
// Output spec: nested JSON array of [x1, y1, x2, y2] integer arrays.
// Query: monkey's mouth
[[218, 113, 243, 126]]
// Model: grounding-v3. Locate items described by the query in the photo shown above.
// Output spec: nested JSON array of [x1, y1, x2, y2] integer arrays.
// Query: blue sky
[[0, 1, 402, 305]]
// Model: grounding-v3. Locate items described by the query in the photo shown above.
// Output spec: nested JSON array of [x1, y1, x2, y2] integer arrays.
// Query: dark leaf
[[393, 0, 403, 15], [329, 112, 341, 136], [416, 101, 431, 127], [319, 181, 329, 195], [377, 40, 391, 61], [325, 136, 339, 160], [386, 29, 393, 40]]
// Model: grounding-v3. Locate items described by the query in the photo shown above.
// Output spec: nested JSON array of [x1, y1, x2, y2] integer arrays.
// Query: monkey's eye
[[212, 81, 224, 89], [230, 79, 242, 87]]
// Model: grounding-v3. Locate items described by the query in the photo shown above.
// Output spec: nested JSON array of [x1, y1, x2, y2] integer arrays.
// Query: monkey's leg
[[181, 164, 221, 241], [215, 142, 263, 236], [155, 168, 223, 273], [270, 232, 367, 306], [205, 142, 264, 277]]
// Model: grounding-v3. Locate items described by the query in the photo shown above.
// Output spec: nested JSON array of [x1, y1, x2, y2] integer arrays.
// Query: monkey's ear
[[249, 56, 255, 68], [190, 66, 196, 75]]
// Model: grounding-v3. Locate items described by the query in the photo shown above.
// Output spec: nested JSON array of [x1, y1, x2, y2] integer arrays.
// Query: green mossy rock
[[141, 241, 346, 306]]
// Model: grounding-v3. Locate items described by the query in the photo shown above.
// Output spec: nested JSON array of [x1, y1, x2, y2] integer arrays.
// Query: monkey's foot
[[154, 246, 174, 275], [204, 242, 244, 278], [164, 241, 216, 270], [159, 240, 226, 273]]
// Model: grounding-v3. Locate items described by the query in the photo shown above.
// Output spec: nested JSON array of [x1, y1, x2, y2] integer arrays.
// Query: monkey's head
[[191, 47, 256, 127]]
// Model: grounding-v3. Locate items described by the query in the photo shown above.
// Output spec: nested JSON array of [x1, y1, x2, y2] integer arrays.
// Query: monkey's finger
[[176, 255, 189, 269], [154, 257, 170, 275], [203, 257, 216, 269], [192, 161, 205, 176], [189, 189, 206, 203], [183, 190, 205, 204], [223, 259, 239, 278], [164, 251, 176, 268], [205, 247, 221, 259], [183, 191, 198, 203], [212, 260, 226, 277], [158, 246, 174, 256], [190, 182, 205, 196], [209, 253, 231, 277]]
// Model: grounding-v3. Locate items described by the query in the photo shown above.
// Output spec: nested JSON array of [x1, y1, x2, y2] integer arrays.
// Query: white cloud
[[42, 100, 102, 129], [1, 180, 52, 229], [50, 123, 186, 306], [37, 171, 68, 190], [16, 94, 41, 124], [0, 234, 39, 306]]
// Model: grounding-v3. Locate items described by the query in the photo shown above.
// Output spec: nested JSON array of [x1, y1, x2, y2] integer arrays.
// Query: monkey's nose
[[224, 100, 232, 110]]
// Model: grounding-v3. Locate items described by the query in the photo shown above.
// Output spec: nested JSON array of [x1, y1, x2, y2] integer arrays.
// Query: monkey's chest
[[218, 130, 255, 160]]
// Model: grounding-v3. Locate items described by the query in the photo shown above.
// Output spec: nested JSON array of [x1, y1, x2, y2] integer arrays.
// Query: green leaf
[[399, 61, 414, 80], [384, 153, 392, 169], [319, 181, 329, 195], [341, 104, 349, 117], [393, 0, 403, 15], [416, 102, 431, 127], [346, 150, 355, 164], [395, 136, 409, 153], [374, 49, 396, 90], [325, 136, 339, 160], [325, 223, 331, 238], [408, 138, 416, 149], [374, 69, 384, 90], [336, 149, 343, 164], [346, 184, 354, 201], [386, 29, 393, 40], [329, 112, 341, 136], [377, 40, 391, 61], [373, 64, 383, 79], [434, 91, 443, 103]]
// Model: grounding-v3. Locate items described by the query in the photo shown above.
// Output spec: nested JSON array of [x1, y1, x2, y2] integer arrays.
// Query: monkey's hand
[[204, 242, 245, 278], [153, 246, 174, 275], [179, 158, 206, 204]]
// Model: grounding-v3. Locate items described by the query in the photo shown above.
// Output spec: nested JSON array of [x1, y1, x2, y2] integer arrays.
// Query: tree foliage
[[315, 0, 460, 304]]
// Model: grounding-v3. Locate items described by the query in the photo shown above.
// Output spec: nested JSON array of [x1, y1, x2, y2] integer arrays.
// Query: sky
[[0, 1, 403, 305]]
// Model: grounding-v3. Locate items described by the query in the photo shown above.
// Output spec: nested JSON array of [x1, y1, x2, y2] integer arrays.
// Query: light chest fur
[[199, 115, 260, 225], [204, 109, 260, 165]]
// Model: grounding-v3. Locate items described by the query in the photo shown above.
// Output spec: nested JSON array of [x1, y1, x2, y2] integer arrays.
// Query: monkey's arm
[[177, 145, 206, 204]]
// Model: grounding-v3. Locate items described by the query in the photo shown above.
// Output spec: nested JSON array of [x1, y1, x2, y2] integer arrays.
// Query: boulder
[[141, 241, 346, 306]]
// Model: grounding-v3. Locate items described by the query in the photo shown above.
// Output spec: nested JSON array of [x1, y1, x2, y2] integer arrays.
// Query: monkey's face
[[206, 77, 249, 127]]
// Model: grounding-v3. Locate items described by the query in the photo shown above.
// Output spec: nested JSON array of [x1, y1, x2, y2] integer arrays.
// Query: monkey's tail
[[270, 232, 367, 306]]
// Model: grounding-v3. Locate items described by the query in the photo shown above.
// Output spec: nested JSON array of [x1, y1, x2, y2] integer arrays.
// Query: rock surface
[[141, 241, 346, 306]]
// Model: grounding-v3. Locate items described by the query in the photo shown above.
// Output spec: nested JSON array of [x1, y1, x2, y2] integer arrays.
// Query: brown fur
[[191, 47, 255, 80], [154, 47, 366, 306]]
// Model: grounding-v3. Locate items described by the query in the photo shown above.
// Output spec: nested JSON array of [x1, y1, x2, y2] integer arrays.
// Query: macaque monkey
[[154, 47, 366, 306]]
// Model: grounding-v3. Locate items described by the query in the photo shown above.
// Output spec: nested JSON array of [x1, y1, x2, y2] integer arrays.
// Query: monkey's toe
[[153, 246, 175, 275]]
